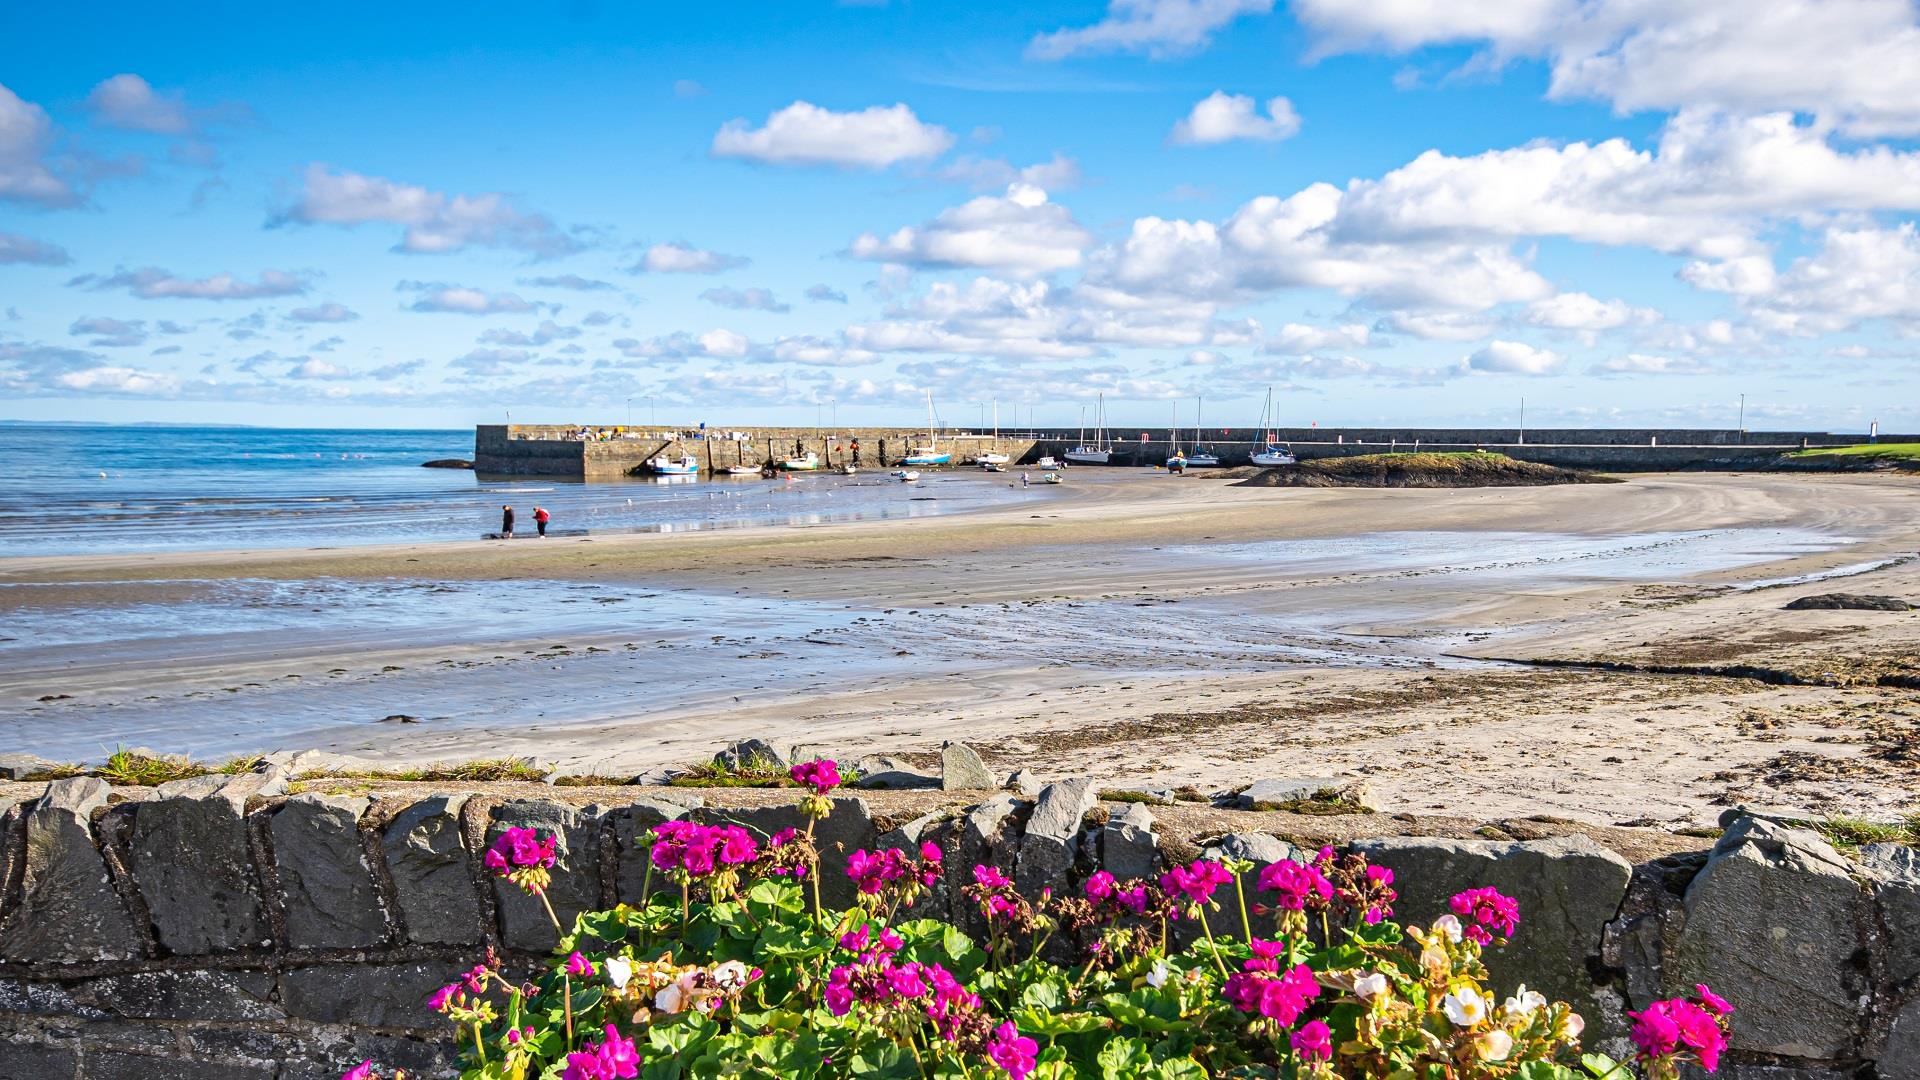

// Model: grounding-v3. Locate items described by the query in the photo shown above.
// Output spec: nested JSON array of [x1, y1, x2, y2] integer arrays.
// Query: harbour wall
[[473, 424, 1911, 477], [2, 769, 1917, 1078]]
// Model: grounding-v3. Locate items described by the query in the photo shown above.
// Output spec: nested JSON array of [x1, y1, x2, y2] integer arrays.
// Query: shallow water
[[0, 425, 1050, 554]]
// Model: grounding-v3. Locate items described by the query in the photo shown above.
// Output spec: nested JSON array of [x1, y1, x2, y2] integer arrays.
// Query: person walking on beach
[[500, 504, 515, 539], [1020, 471, 1030, 487], [533, 505, 551, 537]]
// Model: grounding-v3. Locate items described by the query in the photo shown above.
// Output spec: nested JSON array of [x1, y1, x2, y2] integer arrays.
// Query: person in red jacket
[[533, 505, 551, 537]]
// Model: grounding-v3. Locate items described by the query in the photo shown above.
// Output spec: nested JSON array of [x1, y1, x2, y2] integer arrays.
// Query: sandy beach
[[5, 470, 1918, 828]]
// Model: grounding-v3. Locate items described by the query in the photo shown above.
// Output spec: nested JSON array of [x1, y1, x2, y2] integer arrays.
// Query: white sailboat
[[1249, 386, 1297, 467], [1065, 394, 1112, 464], [903, 390, 953, 466], [779, 450, 821, 471], [1187, 395, 1221, 467], [648, 453, 700, 476], [1165, 400, 1186, 469], [976, 399, 1010, 465]]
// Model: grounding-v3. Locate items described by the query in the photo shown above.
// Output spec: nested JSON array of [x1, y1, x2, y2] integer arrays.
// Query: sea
[[0, 424, 1050, 556]]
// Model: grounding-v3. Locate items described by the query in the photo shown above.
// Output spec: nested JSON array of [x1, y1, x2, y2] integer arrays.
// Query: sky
[[2, 1, 1918, 432]]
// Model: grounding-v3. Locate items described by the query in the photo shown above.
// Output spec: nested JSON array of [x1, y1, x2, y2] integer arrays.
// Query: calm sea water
[[0, 425, 1050, 555]]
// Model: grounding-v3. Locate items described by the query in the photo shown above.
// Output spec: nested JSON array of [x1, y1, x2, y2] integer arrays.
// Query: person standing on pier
[[500, 505, 515, 539], [533, 505, 551, 537], [851, 438, 861, 465]]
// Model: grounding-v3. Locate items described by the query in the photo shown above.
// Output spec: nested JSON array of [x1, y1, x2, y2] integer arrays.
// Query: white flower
[[604, 956, 633, 991], [1560, 1012, 1586, 1040], [654, 983, 687, 1014], [1475, 1030, 1514, 1061], [1502, 985, 1546, 1017], [1443, 987, 1488, 1027], [714, 960, 750, 989], [1146, 960, 1169, 988], [1432, 914, 1464, 943], [1353, 972, 1389, 1002]]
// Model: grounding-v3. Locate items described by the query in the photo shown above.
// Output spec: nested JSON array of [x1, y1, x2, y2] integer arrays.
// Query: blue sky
[[2, 1, 1918, 431]]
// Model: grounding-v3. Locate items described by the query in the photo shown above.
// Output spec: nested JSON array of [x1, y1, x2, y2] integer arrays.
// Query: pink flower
[[973, 864, 1011, 889], [987, 1021, 1039, 1080], [1224, 963, 1320, 1025], [770, 827, 799, 847], [565, 951, 593, 977], [562, 1051, 607, 1080], [718, 826, 758, 865], [789, 758, 843, 795], [1159, 859, 1234, 906], [1084, 871, 1117, 902], [1449, 886, 1521, 945], [1695, 984, 1733, 1017], [920, 841, 943, 862], [427, 983, 457, 1013], [1629, 1002, 1682, 1058], [593, 1023, 640, 1078], [1257, 860, 1334, 912], [1672, 1002, 1727, 1072], [1290, 1019, 1333, 1062], [488, 826, 557, 872], [341, 1064, 376, 1080]]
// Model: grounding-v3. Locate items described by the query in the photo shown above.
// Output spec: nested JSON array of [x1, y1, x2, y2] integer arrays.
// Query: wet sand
[[4, 471, 1918, 827]]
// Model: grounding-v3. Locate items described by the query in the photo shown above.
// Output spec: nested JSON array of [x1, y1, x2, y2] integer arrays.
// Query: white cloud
[[478, 320, 578, 346], [401, 282, 537, 315], [77, 266, 310, 301], [1746, 223, 1920, 335], [287, 357, 352, 380], [69, 316, 147, 347], [849, 183, 1093, 275], [1465, 339, 1565, 375], [634, 242, 750, 274], [756, 335, 879, 367], [1028, 0, 1274, 60], [1266, 322, 1371, 353], [271, 165, 581, 258], [610, 329, 749, 361], [1590, 354, 1719, 376], [1382, 312, 1500, 341], [85, 74, 190, 135], [712, 101, 953, 168], [451, 347, 534, 376], [805, 284, 849, 303], [1170, 92, 1300, 145], [1523, 292, 1656, 331], [520, 274, 616, 292], [0, 82, 77, 207], [936, 153, 1083, 192], [0, 231, 70, 266], [54, 364, 179, 394], [701, 286, 790, 313], [287, 302, 359, 324], [1294, 0, 1920, 137]]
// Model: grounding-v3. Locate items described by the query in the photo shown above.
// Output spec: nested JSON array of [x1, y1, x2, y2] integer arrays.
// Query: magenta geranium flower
[[1257, 859, 1334, 912], [988, 1021, 1038, 1080], [1290, 1018, 1333, 1062], [789, 758, 842, 795], [1449, 886, 1521, 945]]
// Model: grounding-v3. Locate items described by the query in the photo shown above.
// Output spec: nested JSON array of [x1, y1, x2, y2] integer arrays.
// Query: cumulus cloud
[[1170, 92, 1300, 145], [287, 301, 359, 324], [75, 266, 310, 301], [1295, 0, 1920, 137], [805, 284, 849, 303], [1465, 339, 1565, 376], [712, 101, 954, 168], [849, 183, 1093, 275], [1265, 322, 1372, 354], [270, 164, 582, 259], [1523, 292, 1657, 332], [478, 319, 579, 346], [1029, 0, 1274, 59], [399, 281, 538, 315], [85, 74, 191, 135], [611, 329, 750, 362], [0, 82, 78, 207], [936, 153, 1083, 192], [701, 286, 790, 313], [450, 347, 534, 376], [0, 231, 70, 266], [287, 357, 352, 380], [633, 241, 750, 274], [1745, 223, 1920, 335], [56, 365, 180, 394], [520, 274, 616, 291], [1590, 354, 1720, 376], [69, 316, 147, 347]]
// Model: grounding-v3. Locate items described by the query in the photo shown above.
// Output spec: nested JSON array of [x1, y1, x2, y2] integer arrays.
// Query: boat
[[837, 463, 858, 476], [1165, 400, 1186, 470], [780, 451, 821, 471], [902, 390, 953, 466], [893, 469, 920, 482], [1186, 395, 1221, 467], [648, 454, 700, 476], [1249, 387, 1297, 467], [1064, 394, 1113, 464], [975, 452, 1010, 465], [1036, 455, 1060, 469], [980, 462, 1005, 473], [1043, 472, 1063, 484], [722, 464, 761, 476]]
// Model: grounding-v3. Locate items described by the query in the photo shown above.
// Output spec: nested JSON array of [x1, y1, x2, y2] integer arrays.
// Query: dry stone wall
[[0, 772, 1915, 1078]]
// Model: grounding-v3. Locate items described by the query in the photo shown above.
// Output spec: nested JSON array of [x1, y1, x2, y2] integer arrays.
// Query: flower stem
[[1197, 906, 1231, 978], [537, 888, 562, 933], [1234, 869, 1253, 943], [472, 1021, 486, 1065], [562, 973, 574, 1046]]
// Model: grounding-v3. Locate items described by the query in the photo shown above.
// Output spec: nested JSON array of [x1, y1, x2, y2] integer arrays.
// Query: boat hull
[[1250, 450, 1296, 467], [902, 453, 951, 465], [1186, 454, 1221, 467], [1063, 449, 1111, 464]]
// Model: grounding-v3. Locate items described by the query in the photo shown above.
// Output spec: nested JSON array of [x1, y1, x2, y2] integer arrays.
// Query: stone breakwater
[[1, 769, 1917, 1078]]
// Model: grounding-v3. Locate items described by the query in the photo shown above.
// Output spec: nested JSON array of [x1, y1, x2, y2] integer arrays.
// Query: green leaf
[[1096, 1036, 1151, 1080]]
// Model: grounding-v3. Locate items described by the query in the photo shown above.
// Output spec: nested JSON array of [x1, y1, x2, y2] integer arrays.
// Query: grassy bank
[[1790, 442, 1920, 464], [1230, 451, 1614, 488]]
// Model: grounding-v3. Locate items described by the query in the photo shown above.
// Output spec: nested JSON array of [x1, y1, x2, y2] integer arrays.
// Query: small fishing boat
[[1064, 394, 1113, 464], [1043, 472, 1063, 484], [893, 469, 921, 482], [975, 452, 1010, 466], [780, 451, 821, 471], [903, 390, 953, 466], [981, 462, 1006, 473], [722, 464, 761, 476], [1249, 386, 1296, 466], [1036, 455, 1060, 469], [838, 463, 858, 476], [1165, 400, 1186, 471], [648, 454, 701, 476], [1186, 395, 1221, 466]]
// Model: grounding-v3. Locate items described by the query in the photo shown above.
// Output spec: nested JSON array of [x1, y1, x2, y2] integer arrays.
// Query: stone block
[[699, 797, 877, 909], [488, 800, 603, 951], [1355, 833, 1632, 1034], [272, 794, 386, 949], [1858, 841, 1920, 986], [612, 796, 697, 904], [0, 754, 55, 781], [125, 778, 269, 953], [83, 1051, 274, 1080], [1017, 779, 1096, 895], [381, 795, 484, 946], [714, 739, 786, 770], [281, 961, 466, 1030], [0, 1042, 76, 1080], [940, 741, 996, 791], [1668, 816, 1868, 1060], [1202, 833, 1298, 867], [1101, 802, 1158, 881], [1233, 777, 1376, 812], [70, 969, 280, 1021], [0, 778, 144, 962], [1007, 769, 1044, 797]]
